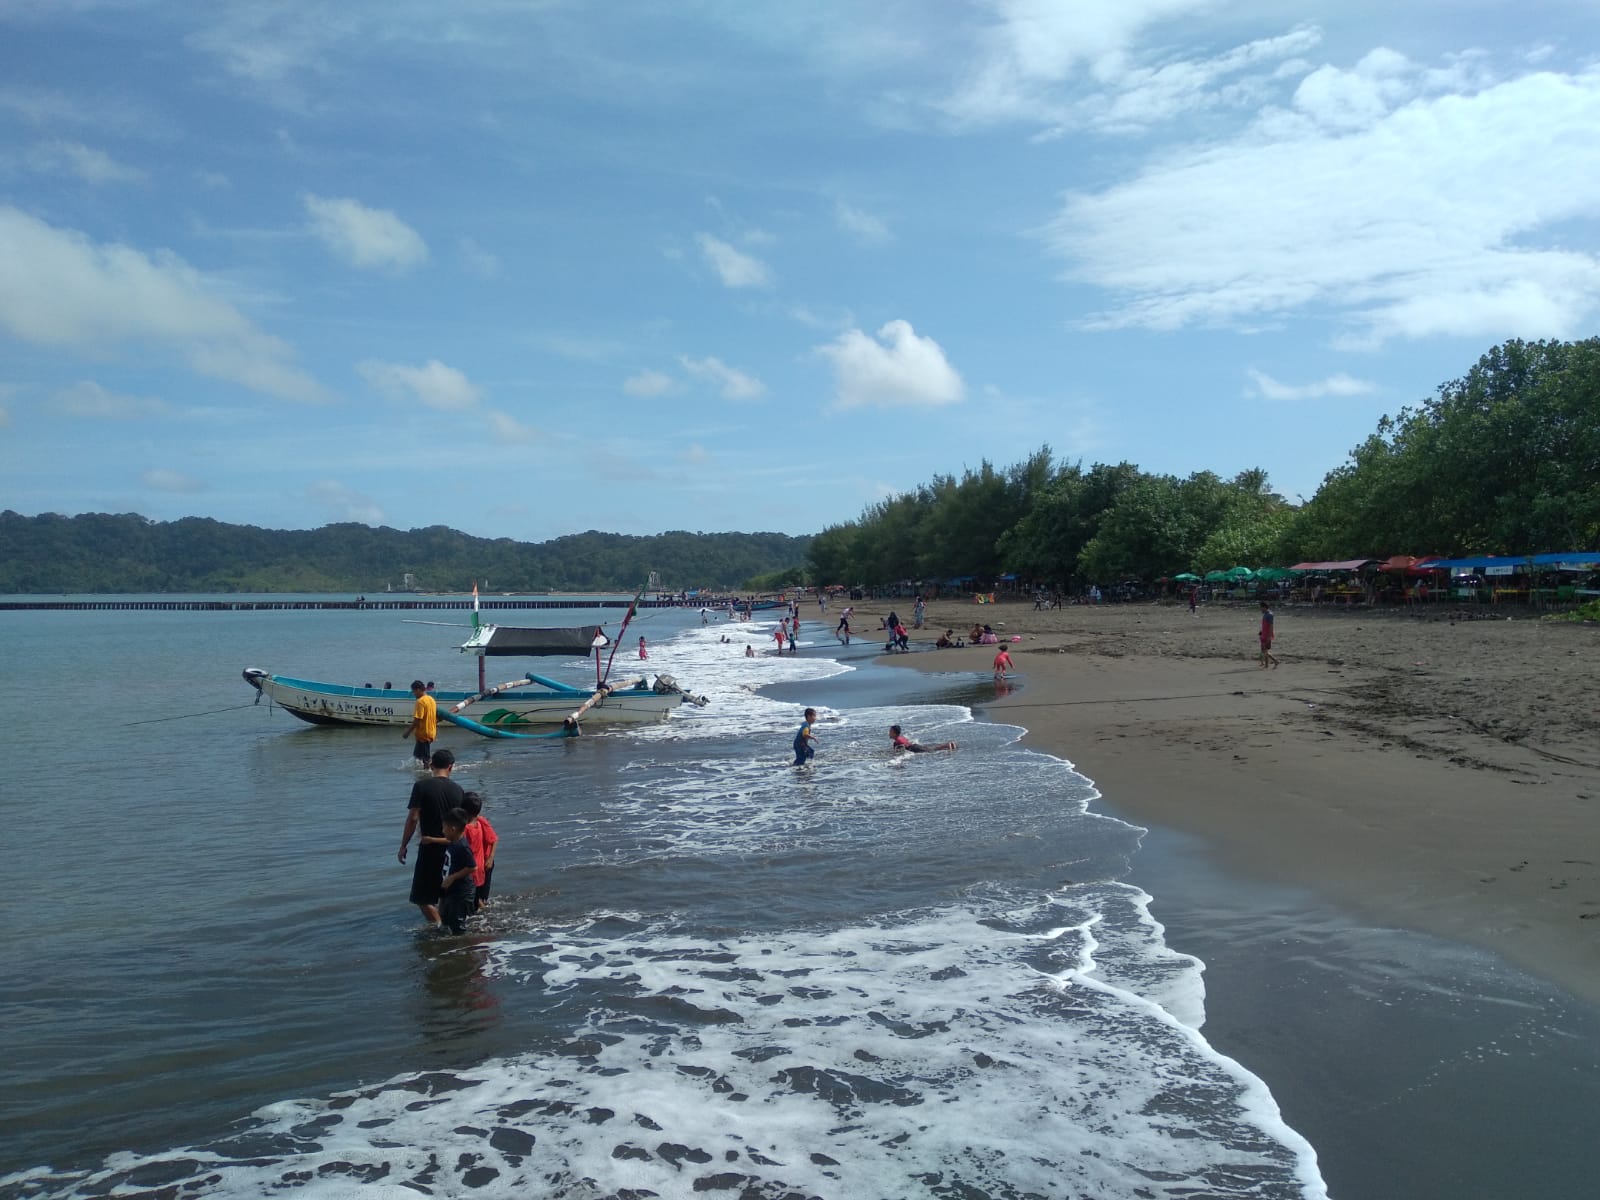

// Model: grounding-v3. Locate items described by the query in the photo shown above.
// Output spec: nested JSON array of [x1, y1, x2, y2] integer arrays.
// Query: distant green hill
[[0, 511, 812, 594]]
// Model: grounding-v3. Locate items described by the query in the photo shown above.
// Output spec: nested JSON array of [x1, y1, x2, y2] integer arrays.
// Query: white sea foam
[[0, 614, 1329, 1199], [5, 896, 1324, 1198]]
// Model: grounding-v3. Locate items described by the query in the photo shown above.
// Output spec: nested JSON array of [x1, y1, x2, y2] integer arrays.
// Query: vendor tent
[[1288, 559, 1375, 572]]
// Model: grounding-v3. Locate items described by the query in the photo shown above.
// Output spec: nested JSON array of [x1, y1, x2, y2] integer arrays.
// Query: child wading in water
[[461, 791, 498, 912], [793, 708, 818, 766], [427, 808, 478, 934]]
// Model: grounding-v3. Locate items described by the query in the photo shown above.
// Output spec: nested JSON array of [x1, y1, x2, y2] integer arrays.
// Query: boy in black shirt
[[428, 808, 478, 934]]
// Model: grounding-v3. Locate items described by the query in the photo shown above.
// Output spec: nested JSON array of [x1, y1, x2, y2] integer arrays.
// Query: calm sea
[[0, 599, 1327, 1198]]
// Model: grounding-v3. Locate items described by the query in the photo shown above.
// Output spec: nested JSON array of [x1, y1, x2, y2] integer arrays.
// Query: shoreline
[[840, 598, 1599, 1006]]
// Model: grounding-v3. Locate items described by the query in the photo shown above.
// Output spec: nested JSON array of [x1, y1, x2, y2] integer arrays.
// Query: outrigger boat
[[244, 596, 706, 738]]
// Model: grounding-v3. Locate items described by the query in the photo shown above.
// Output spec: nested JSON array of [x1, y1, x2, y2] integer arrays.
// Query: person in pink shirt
[[993, 645, 1013, 679]]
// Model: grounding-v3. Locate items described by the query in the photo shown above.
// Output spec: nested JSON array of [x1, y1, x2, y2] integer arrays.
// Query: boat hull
[[244, 671, 681, 729]]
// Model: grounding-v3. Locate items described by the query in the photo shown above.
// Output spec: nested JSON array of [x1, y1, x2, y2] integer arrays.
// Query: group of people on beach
[[399, 680, 496, 933], [792, 708, 957, 766], [398, 748, 498, 934]]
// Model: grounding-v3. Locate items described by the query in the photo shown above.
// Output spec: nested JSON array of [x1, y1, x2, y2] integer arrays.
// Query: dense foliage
[[0, 513, 810, 594], [808, 337, 1600, 587]]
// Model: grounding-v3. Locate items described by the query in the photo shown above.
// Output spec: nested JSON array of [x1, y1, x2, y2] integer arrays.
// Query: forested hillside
[[808, 337, 1600, 588], [0, 514, 810, 594]]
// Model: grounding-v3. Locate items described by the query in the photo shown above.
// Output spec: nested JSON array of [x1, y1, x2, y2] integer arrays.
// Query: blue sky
[[2, 1, 1597, 540]]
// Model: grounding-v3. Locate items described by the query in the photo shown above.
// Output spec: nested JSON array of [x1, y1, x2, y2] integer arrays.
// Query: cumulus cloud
[[679, 355, 765, 400], [1045, 65, 1600, 343], [459, 236, 499, 278], [307, 480, 384, 524], [142, 468, 205, 493], [623, 369, 676, 397], [942, 0, 1275, 130], [816, 320, 965, 410], [0, 206, 325, 402], [696, 233, 772, 288], [485, 409, 537, 442], [27, 139, 145, 184], [1246, 369, 1375, 401], [51, 379, 169, 418], [304, 194, 428, 272], [834, 202, 892, 244], [358, 359, 480, 411]]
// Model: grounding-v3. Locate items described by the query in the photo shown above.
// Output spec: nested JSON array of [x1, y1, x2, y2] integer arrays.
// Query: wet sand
[[847, 598, 1599, 1005]]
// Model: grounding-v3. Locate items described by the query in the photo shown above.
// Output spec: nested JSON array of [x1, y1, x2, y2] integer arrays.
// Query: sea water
[[0, 602, 1326, 1198]]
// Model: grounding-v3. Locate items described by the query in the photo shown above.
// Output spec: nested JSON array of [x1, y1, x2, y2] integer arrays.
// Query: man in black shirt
[[398, 748, 464, 926]]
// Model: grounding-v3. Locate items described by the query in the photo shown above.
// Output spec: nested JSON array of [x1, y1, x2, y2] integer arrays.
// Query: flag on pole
[[472, 582, 481, 630]]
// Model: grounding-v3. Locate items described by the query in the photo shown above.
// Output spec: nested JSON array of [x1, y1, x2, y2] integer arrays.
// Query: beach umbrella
[[1225, 566, 1255, 580], [1253, 566, 1292, 581], [1174, 572, 1201, 582], [1203, 569, 1228, 583]]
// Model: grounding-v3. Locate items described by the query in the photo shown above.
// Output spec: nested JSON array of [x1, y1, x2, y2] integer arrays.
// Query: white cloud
[[623, 369, 676, 397], [1246, 369, 1375, 401], [358, 359, 481, 411], [816, 320, 965, 410], [942, 0, 1230, 128], [696, 233, 772, 288], [459, 236, 500, 278], [681, 443, 712, 464], [307, 480, 384, 524], [51, 380, 169, 418], [834, 201, 892, 244], [0, 206, 326, 402], [304, 194, 428, 272], [27, 139, 145, 184], [485, 409, 537, 442], [142, 468, 205, 493], [1046, 65, 1600, 343], [679, 355, 765, 400]]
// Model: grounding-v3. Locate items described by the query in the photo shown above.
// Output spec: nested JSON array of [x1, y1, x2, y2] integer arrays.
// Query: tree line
[[807, 337, 1600, 589], [0, 513, 812, 594]]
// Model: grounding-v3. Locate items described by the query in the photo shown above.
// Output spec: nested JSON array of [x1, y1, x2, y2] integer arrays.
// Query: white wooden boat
[[242, 669, 682, 730], [244, 614, 700, 735]]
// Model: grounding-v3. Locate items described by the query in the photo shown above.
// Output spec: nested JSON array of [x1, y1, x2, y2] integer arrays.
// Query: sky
[[2, 1, 1598, 541]]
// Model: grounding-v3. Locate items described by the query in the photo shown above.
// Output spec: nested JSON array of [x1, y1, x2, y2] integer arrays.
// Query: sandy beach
[[845, 596, 1599, 1006]]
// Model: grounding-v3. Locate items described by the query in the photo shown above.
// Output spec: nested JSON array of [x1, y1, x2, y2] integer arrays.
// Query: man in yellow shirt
[[402, 679, 438, 766]]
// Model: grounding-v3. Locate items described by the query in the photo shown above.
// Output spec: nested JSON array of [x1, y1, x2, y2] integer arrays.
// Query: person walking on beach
[[1259, 600, 1279, 668], [401, 679, 437, 767], [993, 644, 1013, 680], [1188, 586, 1199, 616], [889, 724, 956, 753], [638, 636, 648, 660], [398, 748, 464, 927], [773, 623, 786, 654], [793, 708, 819, 766]]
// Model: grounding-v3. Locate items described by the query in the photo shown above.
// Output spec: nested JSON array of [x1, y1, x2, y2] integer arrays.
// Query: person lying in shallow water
[[889, 724, 956, 753]]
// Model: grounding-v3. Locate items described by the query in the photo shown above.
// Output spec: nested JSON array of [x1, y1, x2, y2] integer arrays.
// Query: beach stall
[[1424, 552, 1600, 607], [1288, 559, 1375, 604]]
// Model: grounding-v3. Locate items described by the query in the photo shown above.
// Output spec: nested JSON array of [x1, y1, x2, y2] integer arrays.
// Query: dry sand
[[845, 597, 1600, 1005]]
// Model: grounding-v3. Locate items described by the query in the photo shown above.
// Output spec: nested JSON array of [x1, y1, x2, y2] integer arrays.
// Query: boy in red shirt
[[462, 791, 499, 911]]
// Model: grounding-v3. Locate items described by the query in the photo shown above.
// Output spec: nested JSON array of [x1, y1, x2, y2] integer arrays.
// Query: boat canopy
[[460, 624, 608, 657]]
